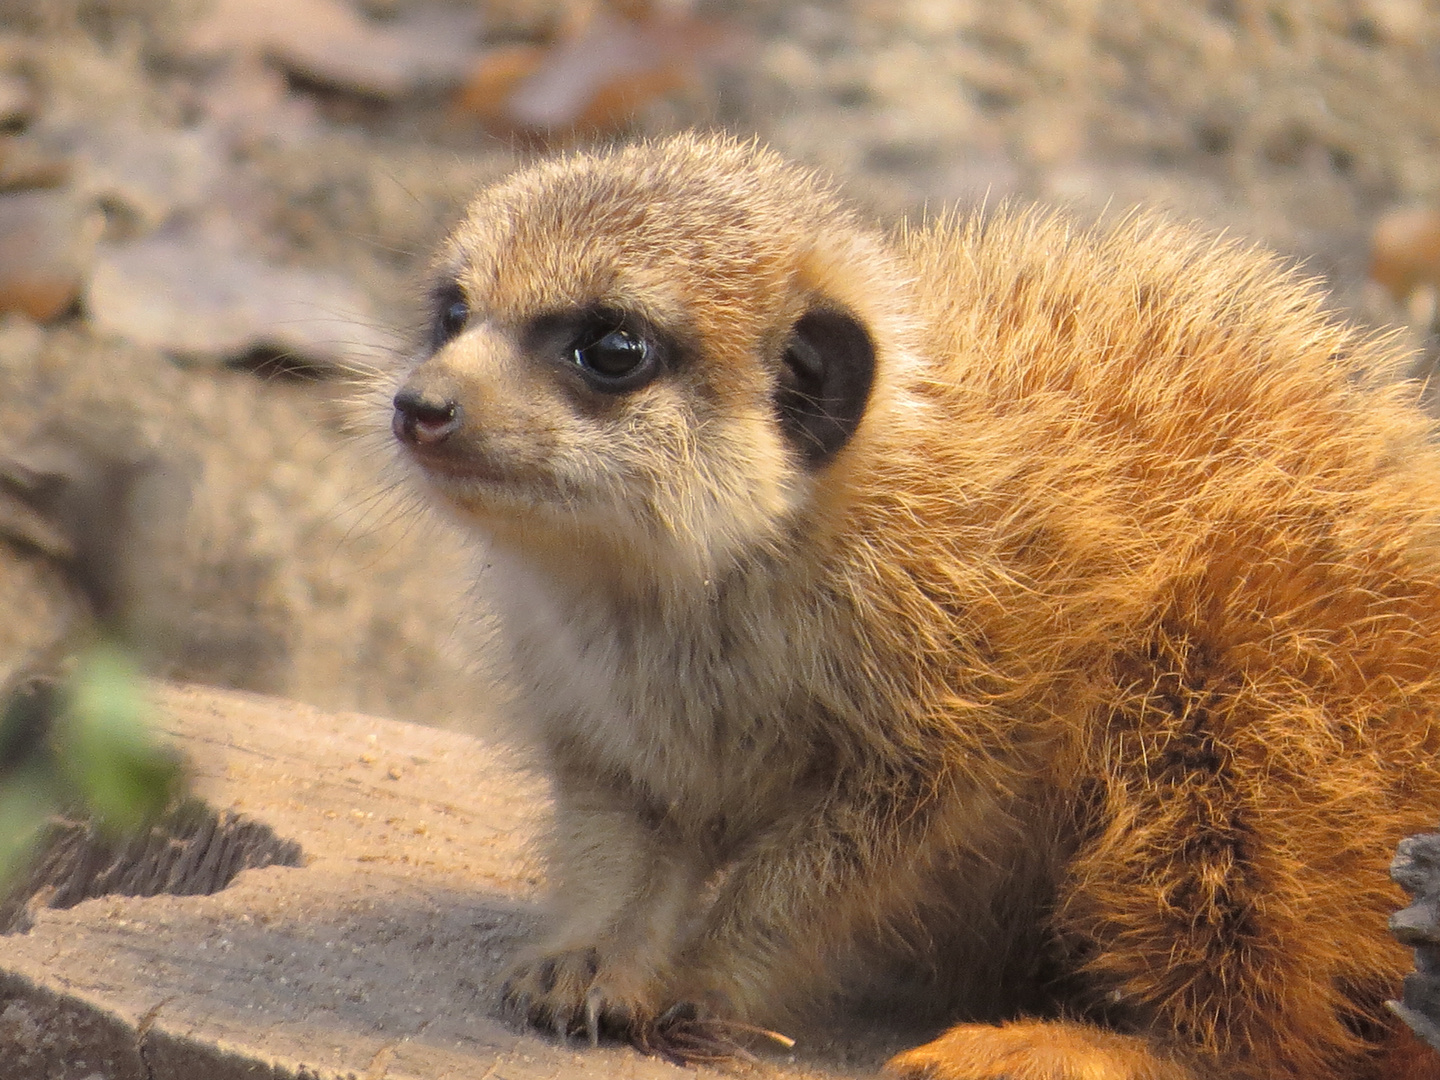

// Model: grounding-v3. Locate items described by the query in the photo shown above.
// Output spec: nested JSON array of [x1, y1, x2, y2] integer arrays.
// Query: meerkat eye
[[569, 323, 657, 392], [429, 282, 470, 349]]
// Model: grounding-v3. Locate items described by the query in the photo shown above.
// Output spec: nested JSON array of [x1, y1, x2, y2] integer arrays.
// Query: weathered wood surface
[[0, 683, 887, 1080]]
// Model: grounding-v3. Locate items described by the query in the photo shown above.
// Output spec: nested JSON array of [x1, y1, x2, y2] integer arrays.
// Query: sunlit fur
[[385, 133, 1440, 1080]]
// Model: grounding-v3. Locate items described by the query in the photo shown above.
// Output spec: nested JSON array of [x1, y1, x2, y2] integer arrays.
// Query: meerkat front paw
[[501, 946, 662, 1045]]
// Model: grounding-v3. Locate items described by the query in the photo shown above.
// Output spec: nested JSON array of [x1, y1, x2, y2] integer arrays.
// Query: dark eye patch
[[428, 281, 470, 350], [524, 306, 667, 395]]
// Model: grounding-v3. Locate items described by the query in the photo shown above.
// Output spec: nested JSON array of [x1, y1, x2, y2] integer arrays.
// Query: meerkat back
[[389, 133, 1440, 1080]]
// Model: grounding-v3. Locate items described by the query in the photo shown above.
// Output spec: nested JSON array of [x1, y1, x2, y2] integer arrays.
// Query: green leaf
[[0, 769, 55, 886], [57, 643, 181, 834]]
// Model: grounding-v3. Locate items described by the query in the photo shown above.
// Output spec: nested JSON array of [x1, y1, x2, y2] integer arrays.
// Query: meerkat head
[[391, 133, 909, 582]]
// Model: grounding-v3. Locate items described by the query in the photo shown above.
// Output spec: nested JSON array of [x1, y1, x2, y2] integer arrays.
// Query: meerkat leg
[[502, 771, 708, 1042], [891, 764, 1414, 1080], [664, 789, 956, 1026]]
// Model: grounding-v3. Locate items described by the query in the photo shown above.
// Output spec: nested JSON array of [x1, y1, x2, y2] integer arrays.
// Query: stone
[[0, 189, 95, 322], [86, 230, 389, 372]]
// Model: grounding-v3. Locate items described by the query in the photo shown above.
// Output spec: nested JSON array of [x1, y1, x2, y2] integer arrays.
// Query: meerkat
[[386, 132, 1440, 1080]]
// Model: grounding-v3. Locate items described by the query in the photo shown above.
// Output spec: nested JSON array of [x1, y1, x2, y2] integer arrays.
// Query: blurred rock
[[0, 136, 71, 192], [1360, 0, 1429, 44], [72, 124, 225, 234], [0, 422, 192, 651], [1371, 206, 1440, 326], [86, 230, 388, 372], [0, 189, 95, 322], [0, 70, 34, 128], [0, 313, 44, 375], [16, 39, 224, 227], [188, 58, 320, 151], [184, 0, 483, 101], [0, 554, 80, 692]]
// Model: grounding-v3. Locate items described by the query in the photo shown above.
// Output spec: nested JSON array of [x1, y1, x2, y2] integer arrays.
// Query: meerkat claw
[[584, 988, 603, 1047]]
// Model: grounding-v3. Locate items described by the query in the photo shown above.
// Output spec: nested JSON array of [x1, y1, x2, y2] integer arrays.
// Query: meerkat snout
[[392, 382, 461, 447]]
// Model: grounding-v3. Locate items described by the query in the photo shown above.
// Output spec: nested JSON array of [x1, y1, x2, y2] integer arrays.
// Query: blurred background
[[1, 0, 1439, 732]]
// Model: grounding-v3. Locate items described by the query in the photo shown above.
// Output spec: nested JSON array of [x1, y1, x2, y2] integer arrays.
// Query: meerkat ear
[[776, 307, 876, 466]]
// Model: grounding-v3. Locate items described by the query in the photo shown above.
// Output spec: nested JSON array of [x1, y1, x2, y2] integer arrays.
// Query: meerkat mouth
[[394, 428, 569, 515], [400, 444, 517, 494]]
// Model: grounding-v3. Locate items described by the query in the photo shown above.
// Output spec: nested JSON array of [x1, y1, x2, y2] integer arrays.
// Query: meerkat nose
[[393, 385, 461, 446]]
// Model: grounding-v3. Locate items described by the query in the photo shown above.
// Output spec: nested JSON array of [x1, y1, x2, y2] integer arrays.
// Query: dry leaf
[[450, 44, 548, 126], [184, 0, 483, 101], [454, 8, 738, 139]]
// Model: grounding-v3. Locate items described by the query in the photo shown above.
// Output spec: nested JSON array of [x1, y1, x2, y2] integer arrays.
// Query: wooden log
[[0, 682, 873, 1079]]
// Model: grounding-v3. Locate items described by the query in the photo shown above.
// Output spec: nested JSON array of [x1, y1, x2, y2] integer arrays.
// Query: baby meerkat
[[388, 133, 1440, 1080]]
